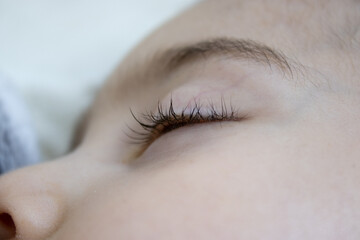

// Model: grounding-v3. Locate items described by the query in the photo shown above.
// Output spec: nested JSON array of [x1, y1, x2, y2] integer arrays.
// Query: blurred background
[[0, 0, 198, 161]]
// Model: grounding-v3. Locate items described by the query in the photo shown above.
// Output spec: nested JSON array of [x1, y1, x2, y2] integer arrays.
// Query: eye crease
[[127, 98, 248, 147]]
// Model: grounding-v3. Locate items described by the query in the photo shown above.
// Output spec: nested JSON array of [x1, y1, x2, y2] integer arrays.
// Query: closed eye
[[126, 97, 247, 147]]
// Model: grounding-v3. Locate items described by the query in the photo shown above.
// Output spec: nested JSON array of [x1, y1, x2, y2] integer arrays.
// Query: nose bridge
[[0, 162, 66, 240]]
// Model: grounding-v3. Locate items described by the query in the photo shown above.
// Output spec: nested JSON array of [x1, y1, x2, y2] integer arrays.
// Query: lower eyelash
[[126, 97, 246, 146]]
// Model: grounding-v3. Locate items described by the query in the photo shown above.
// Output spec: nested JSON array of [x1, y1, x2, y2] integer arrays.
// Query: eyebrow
[[154, 38, 296, 79]]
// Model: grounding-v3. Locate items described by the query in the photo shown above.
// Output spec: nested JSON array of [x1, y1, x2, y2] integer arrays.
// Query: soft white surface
[[0, 0, 198, 160]]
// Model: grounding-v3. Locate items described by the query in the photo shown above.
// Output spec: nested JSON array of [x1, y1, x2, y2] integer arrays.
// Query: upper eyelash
[[126, 98, 245, 146]]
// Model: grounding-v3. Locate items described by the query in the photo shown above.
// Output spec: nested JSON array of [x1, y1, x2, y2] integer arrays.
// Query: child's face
[[1, 0, 360, 239]]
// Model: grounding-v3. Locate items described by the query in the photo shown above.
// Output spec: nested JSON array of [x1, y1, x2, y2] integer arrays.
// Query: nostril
[[0, 213, 16, 239]]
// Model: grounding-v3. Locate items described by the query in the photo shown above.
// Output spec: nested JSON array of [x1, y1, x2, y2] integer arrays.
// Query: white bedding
[[0, 0, 198, 160]]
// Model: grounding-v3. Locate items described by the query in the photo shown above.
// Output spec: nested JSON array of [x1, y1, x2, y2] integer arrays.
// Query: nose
[[0, 162, 66, 240]]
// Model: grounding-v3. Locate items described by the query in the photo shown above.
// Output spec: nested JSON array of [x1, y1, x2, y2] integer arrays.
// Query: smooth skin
[[0, 0, 360, 239]]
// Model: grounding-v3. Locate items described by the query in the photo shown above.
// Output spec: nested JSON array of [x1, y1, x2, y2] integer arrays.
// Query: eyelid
[[126, 97, 247, 148]]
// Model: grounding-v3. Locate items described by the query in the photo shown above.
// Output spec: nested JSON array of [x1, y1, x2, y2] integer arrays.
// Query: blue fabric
[[0, 74, 40, 175]]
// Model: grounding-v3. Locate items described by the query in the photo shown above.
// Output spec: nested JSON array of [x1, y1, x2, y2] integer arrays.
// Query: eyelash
[[127, 98, 245, 146]]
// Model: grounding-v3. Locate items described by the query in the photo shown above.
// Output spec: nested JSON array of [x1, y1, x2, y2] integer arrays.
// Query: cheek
[[53, 121, 358, 240], [51, 162, 283, 240], [51, 132, 290, 239]]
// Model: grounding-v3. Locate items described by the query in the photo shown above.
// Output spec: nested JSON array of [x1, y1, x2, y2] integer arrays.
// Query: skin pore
[[1, 0, 360, 239]]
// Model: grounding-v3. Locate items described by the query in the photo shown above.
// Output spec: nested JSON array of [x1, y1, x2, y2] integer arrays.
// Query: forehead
[[102, 0, 360, 91], [126, 0, 360, 54]]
